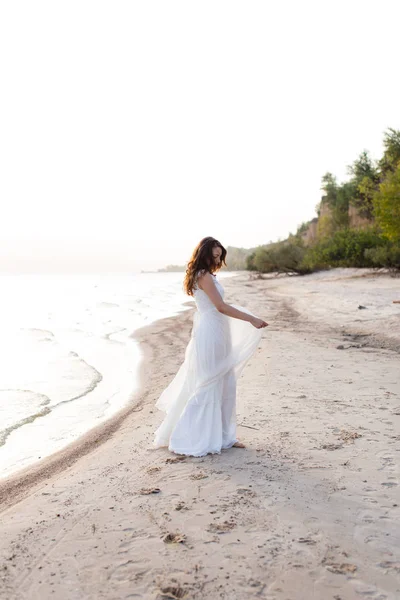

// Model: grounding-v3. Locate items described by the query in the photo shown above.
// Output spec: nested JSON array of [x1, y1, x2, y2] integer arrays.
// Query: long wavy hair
[[183, 237, 227, 296]]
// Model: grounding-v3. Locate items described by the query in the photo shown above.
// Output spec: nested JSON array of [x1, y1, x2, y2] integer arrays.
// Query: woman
[[153, 236, 268, 457]]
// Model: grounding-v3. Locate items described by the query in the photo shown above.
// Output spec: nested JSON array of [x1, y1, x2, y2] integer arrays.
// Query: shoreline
[[0, 272, 237, 510], [0, 307, 194, 514], [1, 269, 399, 599]]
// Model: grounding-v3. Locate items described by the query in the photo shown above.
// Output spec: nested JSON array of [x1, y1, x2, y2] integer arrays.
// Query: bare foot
[[232, 441, 246, 449]]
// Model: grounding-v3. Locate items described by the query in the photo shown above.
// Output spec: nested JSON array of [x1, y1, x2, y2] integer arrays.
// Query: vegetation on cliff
[[248, 128, 400, 274]]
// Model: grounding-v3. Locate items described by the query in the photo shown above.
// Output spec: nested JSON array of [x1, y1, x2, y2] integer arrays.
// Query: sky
[[1, 0, 399, 272]]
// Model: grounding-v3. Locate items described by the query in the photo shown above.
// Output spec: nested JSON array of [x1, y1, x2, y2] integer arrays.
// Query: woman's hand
[[251, 316, 269, 329]]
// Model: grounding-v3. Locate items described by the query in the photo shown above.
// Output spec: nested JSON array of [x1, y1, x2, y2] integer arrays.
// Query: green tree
[[246, 251, 257, 271], [347, 151, 379, 218], [321, 172, 338, 206], [373, 163, 400, 240], [379, 128, 400, 177], [320, 173, 350, 230]]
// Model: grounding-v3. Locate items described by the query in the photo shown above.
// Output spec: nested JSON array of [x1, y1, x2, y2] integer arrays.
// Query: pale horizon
[[1, 1, 399, 273]]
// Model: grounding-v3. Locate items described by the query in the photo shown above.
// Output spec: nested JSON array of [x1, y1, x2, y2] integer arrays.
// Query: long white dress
[[153, 272, 263, 457]]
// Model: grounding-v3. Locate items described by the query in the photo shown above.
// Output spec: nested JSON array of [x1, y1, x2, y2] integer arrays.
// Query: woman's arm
[[198, 273, 268, 329]]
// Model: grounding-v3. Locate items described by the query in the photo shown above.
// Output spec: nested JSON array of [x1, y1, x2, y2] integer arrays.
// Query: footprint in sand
[[157, 585, 188, 599], [207, 520, 236, 534], [189, 472, 208, 480], [162, 532, 187, 544], [147, 466, 162, 475], [165, 456, 187, 464]]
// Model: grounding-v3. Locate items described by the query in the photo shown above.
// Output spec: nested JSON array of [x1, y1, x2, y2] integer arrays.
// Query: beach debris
[[336, 343, 366, 350], [207, 520, 236, 534], [189, 472, 208, 480], [158, 585, 188, 599], [324, 562, 357, 575], [393, 300, 400, 304], [338, 430, 362, 444], [358, 305, 367, 309], [298, 537, 317, 545], [165, 456, 186, 464], [174, 501, 187, 511], [203, 534, 221, 544], [139, 487, 161, 495], [162, 532, 187, 544], [248, 579, 264, 590]]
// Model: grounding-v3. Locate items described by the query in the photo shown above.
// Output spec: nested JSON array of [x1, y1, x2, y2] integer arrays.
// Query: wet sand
[[0, 269, 399, 599]]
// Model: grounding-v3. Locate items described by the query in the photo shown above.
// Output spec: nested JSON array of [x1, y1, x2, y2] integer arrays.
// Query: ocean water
[[0, 272, 206, 480]]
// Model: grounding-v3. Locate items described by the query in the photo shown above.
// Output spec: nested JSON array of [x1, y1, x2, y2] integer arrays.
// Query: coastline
[[0, 270, 399, 600], [0, 306, 194, 513], [0, 273, 236, 508], [0, 270, 195, 483]]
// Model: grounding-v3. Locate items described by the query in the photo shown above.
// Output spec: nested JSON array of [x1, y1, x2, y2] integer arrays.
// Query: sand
[[0, 269, 399, 600]]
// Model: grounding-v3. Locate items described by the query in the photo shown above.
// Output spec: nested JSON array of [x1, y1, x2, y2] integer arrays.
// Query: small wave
[[0, 349, 103, 446], [0, 389, 51, 448], [50, 353, 103, 409], [103, 327, 128, 342]]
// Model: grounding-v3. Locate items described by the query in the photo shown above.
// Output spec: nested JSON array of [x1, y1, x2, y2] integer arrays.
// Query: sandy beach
[[0, 269, 399, 600]]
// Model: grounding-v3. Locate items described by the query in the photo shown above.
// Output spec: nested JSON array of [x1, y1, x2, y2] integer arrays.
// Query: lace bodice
[[193, 271, 224, 314]]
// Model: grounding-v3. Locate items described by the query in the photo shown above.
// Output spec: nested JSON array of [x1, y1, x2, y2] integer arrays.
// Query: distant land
[[153, 246, 256, 274]]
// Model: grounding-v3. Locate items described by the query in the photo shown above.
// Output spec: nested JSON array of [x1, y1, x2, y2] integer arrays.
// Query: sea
[[0, 271, 233, 480]]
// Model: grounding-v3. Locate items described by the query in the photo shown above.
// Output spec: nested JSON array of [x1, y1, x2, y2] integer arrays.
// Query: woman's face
[[212, 246, 222, 267]]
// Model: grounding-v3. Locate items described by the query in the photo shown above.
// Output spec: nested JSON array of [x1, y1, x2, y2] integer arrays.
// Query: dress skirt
[[153, 304, 262, 457]]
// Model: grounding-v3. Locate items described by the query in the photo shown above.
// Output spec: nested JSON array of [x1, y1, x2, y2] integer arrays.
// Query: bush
[[300, 228, 385, 271], [364, 244, 400, 270], [249, 241, 309, 274]]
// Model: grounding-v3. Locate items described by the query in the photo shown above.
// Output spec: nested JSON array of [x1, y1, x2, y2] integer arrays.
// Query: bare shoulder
[[197, 270, 215, 290], [196, 268, 207, 278]]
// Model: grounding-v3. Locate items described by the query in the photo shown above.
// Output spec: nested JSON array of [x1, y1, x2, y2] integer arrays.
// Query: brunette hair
[[183, 237, 227, 296]]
